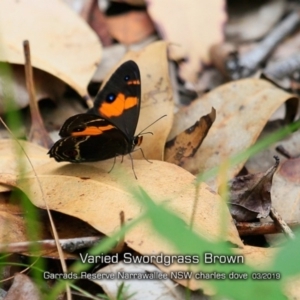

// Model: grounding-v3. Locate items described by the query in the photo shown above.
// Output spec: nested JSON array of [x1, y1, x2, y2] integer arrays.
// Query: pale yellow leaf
[[146, 0, 226, 82], [168, 79, 298, 186], [0, 158, 243, 293], [0, 0, 102, 97]]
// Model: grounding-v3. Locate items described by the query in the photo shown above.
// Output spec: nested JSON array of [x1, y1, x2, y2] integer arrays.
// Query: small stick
[[265, 53, 300, 79], [275, 145, 293, 159], [269, 207, 295, 239], [236, 221, 299, 236], [0, 236, 102, 253], [228, 11, 300, 79], [23, 40, 53, 148], [112, 211, 125, 253]]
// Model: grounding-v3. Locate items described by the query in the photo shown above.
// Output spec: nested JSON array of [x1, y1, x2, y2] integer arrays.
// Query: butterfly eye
[[106, 93, 116, 102], [124, 75, 130, 81]]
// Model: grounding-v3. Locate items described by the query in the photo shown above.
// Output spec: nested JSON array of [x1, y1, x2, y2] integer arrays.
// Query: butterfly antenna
[[137, 115, 167, 136]]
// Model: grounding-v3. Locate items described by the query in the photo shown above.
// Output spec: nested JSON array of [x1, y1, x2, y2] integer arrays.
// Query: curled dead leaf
[[165, 107, 216, 165], [169, 78, 298, 185], [0, 157, 243, 293], [271, 156, 300, 223], [228, 157, 279, 221], [0, 0, 101, 97]]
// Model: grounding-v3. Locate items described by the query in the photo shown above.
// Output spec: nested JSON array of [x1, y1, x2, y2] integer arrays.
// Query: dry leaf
[[4, 273, 41, 300], [0, 192, 79, 258], [228, 157, 279, 221], [169, 79, 298, 185], [0, 139, 50, 192], [0, 212, 31, 244], [0, 64, 65, 113], [271, 157, 300, 223], [13, 159, 242, 246], [284, 276, 300, 300], [234, 245, 277, 269], [0, 158, 243, 293], [0, 140, 49, 175], [146, 0, 226, 82], [0, 0, 101, 97], [165, 108, 216, 165], [105, 10, 155, 44], [92, 35, 158, 82]]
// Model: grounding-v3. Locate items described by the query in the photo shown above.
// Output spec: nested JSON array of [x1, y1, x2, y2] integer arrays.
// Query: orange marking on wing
[[99, 93, 138, 117], [127, 80, 140, 85], [71, 125, 114, 136], [125, 96, 138, 109]]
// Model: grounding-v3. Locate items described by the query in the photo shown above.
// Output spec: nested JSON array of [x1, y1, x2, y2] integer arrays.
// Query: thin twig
[[0, 257, 40, 284], [265, 53, 300, 79], [269, 207, 295, 239], [236, 220, 299, 236], [0, 236, 102, 253], [228, 11, 300, 79], [112, 211, 125, 253], [23, 40, 53, 148]]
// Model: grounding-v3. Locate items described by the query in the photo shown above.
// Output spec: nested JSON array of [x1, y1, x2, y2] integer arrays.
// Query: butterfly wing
[[91, 60, 141, 139], [48, 113, 131, 162]]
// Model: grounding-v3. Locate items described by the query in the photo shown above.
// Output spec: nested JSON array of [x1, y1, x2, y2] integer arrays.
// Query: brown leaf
[[271, 156, 300, 223], [147, 0, 226, 82], [169, 78, 298, 186], [0, 0, 101, 97], [0, 64, 65, 113], [0, 158, 243, 293], [0, 140, 50, 175], [0, 139, 50, 192], [105, 10, 155, 44], [228, 157, 279, 222], [14, 159, 242, 246], [0, 212, 30, 244], [0, 192, 79, 258], [165, 108, 216, 165], [4, 273, 41, 300]]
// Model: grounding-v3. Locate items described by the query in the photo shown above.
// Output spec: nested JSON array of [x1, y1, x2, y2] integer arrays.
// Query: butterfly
[[48, 60, 145, 177]]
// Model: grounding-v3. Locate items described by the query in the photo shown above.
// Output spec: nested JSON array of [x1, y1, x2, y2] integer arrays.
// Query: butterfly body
[[48, 61, 142, 164]]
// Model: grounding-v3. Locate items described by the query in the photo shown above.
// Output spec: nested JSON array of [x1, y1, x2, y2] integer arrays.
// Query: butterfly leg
[[128, 152, 137, 180], [108, 156, 117, 173], [132, 147, 152, 164]]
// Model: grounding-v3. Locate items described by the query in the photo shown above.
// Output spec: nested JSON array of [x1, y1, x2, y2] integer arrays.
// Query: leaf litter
[[0, 1, 300, 299]]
